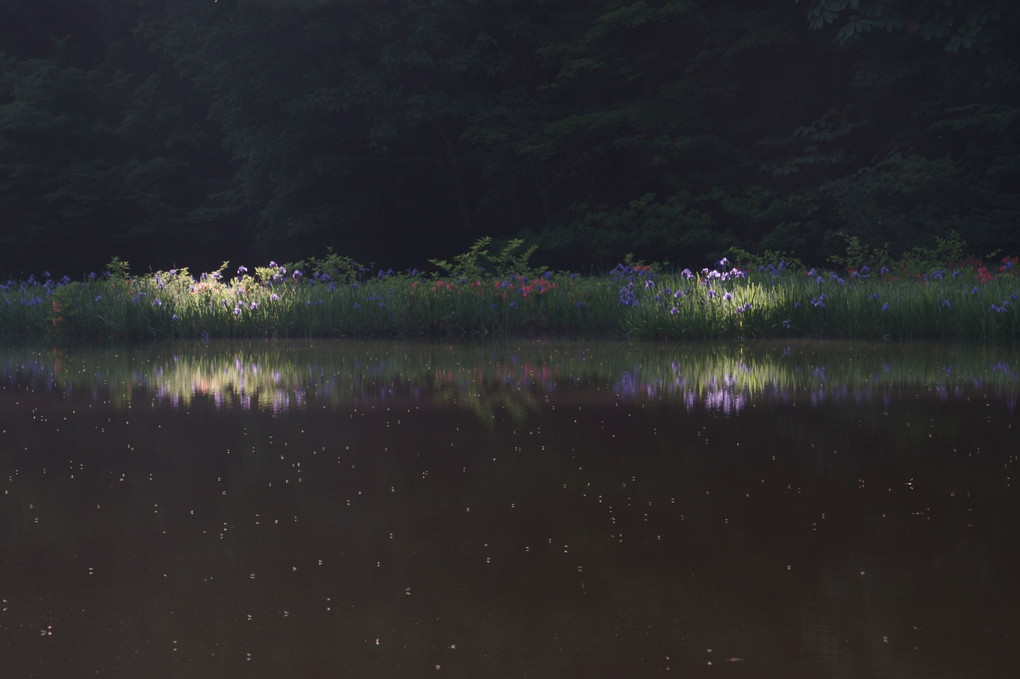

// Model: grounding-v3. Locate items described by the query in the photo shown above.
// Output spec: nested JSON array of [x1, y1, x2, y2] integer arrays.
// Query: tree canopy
[[2, 0, 1017, 276]]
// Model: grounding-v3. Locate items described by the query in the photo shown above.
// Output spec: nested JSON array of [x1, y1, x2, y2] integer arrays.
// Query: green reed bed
[[1, 256, 1017, 341], [626, 260, 1020, 341]]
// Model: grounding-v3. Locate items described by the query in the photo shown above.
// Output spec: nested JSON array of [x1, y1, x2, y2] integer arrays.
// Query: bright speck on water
[[0, 339, 1018, 677]]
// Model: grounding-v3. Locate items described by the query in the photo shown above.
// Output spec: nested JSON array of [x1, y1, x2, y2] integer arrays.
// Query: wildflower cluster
[[599, 252, 1018, 340], [609, 253, 1020, 340], [1, 247, 1017, 341]]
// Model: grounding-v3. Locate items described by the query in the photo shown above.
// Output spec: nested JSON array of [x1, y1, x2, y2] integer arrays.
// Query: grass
[[1, 252, 1018, 341]]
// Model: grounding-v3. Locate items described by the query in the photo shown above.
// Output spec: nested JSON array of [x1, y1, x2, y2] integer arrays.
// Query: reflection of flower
[[10, 344, 1019, 420]]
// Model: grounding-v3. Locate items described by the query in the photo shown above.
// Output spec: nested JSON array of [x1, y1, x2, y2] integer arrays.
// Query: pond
[[1, 339, 1018, 678]]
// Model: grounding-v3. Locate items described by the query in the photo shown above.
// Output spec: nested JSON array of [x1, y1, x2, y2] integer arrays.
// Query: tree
[[782, 0, 1020, 258], [505, 0, 821, 267], [0, 0, 242, 276]]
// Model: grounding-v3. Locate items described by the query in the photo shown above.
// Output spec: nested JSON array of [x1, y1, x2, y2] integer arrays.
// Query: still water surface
[[1, 340, 1018, 678]]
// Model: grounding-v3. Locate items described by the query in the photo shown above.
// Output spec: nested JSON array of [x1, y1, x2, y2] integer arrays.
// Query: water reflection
[[1, 340, 1018, 678], [2, 339, 1018, 415]]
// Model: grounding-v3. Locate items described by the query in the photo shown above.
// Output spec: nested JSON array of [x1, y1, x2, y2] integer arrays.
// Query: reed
[[1, 255, 1017, 341]]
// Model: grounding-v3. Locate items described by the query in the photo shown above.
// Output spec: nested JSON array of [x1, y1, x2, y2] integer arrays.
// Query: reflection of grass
[[2, 256, 1017, 340], [6, 340, 1017, 414]]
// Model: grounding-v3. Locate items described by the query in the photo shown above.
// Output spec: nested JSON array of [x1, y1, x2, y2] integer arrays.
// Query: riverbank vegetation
[[2, 238, 1017, 341]]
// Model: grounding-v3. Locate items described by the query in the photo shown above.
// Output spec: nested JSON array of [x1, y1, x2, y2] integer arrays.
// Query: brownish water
[[2, 340, 1018, 677]]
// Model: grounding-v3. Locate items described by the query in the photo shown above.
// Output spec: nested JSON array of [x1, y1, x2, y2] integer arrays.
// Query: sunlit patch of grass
[[2, 253, 1017, 341]]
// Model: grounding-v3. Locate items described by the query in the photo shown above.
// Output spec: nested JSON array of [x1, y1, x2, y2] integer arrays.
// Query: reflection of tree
[[2, 340, 1017, 416]]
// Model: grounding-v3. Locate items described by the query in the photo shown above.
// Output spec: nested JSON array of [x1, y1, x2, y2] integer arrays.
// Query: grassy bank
[[2, 250, 1018, 341]]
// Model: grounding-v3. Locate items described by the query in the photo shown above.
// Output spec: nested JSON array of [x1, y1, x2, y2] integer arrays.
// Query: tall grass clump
[[1, 239, 1017, 341]]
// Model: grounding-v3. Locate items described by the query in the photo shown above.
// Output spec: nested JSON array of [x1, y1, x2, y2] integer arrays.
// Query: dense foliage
[[2, 0, 1018, 277], [3, 242, 1018, 341]]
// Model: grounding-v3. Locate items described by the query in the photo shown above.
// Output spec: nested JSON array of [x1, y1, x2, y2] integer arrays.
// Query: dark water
[[1, 340, 1018, 678]]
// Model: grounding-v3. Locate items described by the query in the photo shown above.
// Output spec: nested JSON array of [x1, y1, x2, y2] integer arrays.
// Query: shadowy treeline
[[2, 0, 1018, 277]]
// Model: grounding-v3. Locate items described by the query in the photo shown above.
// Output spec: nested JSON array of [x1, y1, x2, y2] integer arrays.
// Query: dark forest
[[2, 0, 1018, 277]]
